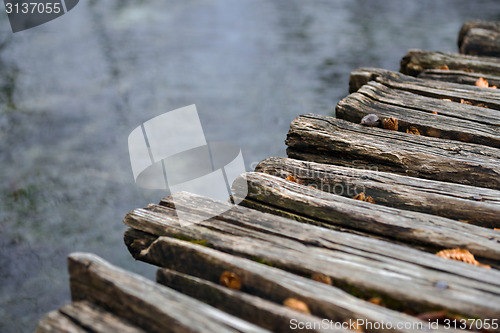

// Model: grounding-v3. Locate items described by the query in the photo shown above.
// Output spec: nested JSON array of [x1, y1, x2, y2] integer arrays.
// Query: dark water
[[0, 1, 499, 331]]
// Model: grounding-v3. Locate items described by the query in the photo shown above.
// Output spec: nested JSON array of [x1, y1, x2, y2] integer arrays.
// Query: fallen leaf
[[436, 249, 490, 268], [437, 65, 449, 70], [311, 272, 332, 285], [406, 126, 421, 135], [368, 297, 383, 306], [460, 99, 473, 105], [431, 111, 438, 115], [285, 175, 303, 184], [352, 192, 375, 203], [382, 117, 398, 131], [475, 77, 489, 88], [283, 298, 310, 314], [220, 271, 242, 290]]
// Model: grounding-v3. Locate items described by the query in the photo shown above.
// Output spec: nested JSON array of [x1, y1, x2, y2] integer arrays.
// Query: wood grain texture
[[230, 172, 500, 262], [255, 157, 500, 228], [68, 252, 270, 333], [337, 82, 500, 148], [458, 21, 500, 57], [400, 50, 500, 76], [125, 229, 441, 333], [123, 193, 500, 320], [285, 114, 500, 189], [156, 268, 338, 333], [349, 68, 500, 110], [418, 69, 500, 87]]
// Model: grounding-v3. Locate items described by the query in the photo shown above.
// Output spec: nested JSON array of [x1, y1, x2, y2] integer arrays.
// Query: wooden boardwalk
[[38, 21, 500, 333]]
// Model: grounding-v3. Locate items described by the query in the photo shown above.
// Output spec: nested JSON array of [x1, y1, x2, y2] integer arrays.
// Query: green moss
[[171, 235, 209, 247]]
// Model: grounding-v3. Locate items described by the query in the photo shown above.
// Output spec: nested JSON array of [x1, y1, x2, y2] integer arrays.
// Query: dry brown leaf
[[458, 219, 470, 224], [220, 271, 242, 290], [431, 111, 438, 115], [382, 117, 398, 131], [368, 297, 383, 306], [436, 249, 490, 268], [352, 192, 375, 203], [283, 298, 310, 314], [311, 272, 332, 285], [406, 126, 421, 135], [476, 103, 488, 108], [475, 77, 489, 88], [460, 99, 473, 105], [285, 175, 302, 184], [437, 65, 449, 70]]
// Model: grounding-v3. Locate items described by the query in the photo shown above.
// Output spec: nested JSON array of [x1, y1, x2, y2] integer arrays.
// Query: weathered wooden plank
[[458, 21, 500, 57], [230, 172, 500, 262], [349, 68, 500, 110], [124, 195, 500, 319], [157, 191, 500, 276], [418, 69, 500, 87], [255, 157, 500, 228], [400, 50, 500, 76], [36, 310, 88, 333], [55, 302, 145, 333], [156, 268, 339, 333], [125, 228, 498, 330], [125, 229, 437, 333], [337, 82, 500, 148], [286, 114, 500, 190], [68, 252, 271, 333]]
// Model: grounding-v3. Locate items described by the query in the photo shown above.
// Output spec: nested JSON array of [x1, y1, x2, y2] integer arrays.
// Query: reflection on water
[[0, 0, 498, 331]]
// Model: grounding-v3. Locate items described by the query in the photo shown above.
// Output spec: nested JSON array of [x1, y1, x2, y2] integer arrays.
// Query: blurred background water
[[0, 0, 499, 331]]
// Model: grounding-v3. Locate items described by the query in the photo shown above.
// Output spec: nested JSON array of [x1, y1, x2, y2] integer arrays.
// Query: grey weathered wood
[[36, 310, 88, 333], [337, 82, 500, 148], [230, 172, 500, 261], [58, 302, 145, 333], [124, 194, 500, 319], [400, 50, 500, 76], [459, 21, 500, 57], [125, 229, 439, 333], [68, 252, 270, 333], [125, 227, 499, 328], [349, 68, 500, 110], [156, 268, 339, 333], [286, 114, 500, 190], [255, 157, 500, 228], [418, 69, 500, 87]]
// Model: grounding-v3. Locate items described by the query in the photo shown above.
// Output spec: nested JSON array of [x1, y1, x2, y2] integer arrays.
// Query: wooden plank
[[418, 69, 500, 87], [230, 172, 500, 262], [125, 229, 437, 333], [57, 302, 145, 333], [458, 21, 500, 57], [156, 268, 339, 333], [400, 50, 500, 76], [349, 68, 500, 110], [156, 191, 500, 276], [36, 310, 88, 333], [124, 196, 500, 319], [125, 228, 498, 329], [68, 252, 271, 333], [285, 114, 500, 190], [255, 157, 500, 228], [336, 82, 500, 148]]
